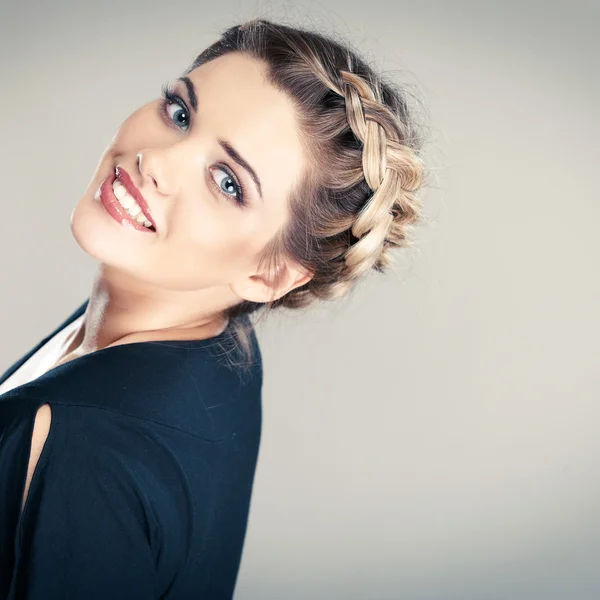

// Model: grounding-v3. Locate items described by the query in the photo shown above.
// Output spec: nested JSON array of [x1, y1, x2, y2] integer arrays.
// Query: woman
[[0, 18, 426, 599]]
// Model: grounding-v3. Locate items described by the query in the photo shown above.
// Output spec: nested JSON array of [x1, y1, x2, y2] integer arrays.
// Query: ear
[[229, 259, 313, 304]]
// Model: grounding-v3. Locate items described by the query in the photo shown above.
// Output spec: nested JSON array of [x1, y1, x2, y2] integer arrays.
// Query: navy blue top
[[0, 299, 262, 599]]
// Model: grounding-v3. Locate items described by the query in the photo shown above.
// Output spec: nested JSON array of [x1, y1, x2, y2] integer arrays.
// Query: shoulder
[[18, 397, 260, 512], [19, 404, 156, 517], [18, 402, 165, 514]]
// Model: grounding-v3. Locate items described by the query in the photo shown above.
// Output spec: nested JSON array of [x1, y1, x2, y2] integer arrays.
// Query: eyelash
[[158, 83, 248, 208]]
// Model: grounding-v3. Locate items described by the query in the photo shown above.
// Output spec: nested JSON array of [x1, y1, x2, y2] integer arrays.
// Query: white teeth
[[113, 182, 128, 201], [111, 179, 154, 229], [128, 203, 142, 217]]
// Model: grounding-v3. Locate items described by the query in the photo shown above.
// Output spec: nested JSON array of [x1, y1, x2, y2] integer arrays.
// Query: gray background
[[1, 0, 598, 598]]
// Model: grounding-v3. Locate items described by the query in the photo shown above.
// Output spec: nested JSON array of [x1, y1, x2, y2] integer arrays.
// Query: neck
[[64, 263, 235, 358]]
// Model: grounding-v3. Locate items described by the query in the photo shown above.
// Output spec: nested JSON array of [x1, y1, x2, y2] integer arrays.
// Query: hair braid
[[318, 69, 425, 282]]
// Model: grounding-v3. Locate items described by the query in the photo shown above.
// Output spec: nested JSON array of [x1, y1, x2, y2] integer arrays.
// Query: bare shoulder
[[21, 404, 52, 515]]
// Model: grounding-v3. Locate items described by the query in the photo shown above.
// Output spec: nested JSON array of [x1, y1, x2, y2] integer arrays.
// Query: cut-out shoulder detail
[[21, 404, 52, 515]]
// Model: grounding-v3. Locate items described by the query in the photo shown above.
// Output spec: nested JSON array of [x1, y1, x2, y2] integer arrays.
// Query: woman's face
[[71, 52, 307, 300]]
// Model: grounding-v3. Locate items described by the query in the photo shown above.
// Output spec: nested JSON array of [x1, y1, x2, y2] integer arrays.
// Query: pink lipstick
[[99, 169, 156, 233]]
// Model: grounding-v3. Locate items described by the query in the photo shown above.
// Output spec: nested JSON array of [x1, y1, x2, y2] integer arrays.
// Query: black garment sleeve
[[9, 403, 157, 600]]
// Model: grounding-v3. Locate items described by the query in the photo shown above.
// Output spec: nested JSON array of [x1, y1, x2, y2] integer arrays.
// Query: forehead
[[185, 53, 306, 204]]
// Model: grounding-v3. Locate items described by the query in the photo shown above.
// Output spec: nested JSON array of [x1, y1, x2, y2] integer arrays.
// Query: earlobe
[[230, 262, 313, 304]]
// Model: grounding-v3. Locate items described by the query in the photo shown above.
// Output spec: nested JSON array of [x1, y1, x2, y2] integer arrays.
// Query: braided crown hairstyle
[[184, 19, 428, 367]]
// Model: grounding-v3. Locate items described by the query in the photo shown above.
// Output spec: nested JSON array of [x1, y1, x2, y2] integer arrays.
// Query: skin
[[53, 51, 312, 368]]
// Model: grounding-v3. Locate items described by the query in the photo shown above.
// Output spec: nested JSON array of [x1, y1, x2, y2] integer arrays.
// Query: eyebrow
[[176, 76, 264, 201], [177, 76, 198, 112], [217, 139, 263, 201]]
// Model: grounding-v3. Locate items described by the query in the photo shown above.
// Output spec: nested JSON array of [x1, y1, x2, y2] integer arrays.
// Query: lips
[[99, 171, 155, 233], [115, 166, 157, 230]]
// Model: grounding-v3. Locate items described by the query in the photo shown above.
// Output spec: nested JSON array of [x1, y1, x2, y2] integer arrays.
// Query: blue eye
[[159, 84, 189, 131], [209, 166, 247, 207]]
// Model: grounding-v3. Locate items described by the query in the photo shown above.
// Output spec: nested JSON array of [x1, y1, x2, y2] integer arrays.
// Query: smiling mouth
[[114, 166, 157, 231], [111, 179, 156, 231], [97, 171, 156, 233]]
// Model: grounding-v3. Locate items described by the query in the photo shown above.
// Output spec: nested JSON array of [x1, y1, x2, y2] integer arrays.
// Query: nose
[[136, 151, 178, 196]]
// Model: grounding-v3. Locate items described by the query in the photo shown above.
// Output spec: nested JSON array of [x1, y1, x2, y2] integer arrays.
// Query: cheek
[[170, 202, 266, 273], [201, 199, 289, 269]]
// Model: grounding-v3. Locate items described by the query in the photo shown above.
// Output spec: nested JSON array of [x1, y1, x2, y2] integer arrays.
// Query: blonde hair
[[185, 19, 429, 368]]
